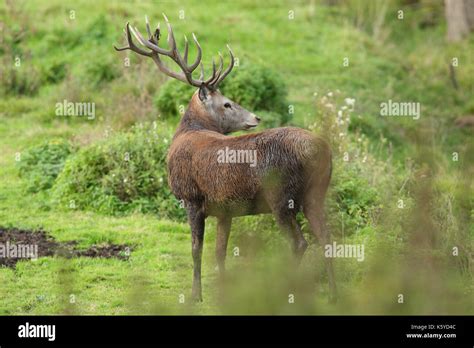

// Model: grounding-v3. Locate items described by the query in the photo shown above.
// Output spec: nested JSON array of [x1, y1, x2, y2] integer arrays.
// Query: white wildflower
[[324, 103, 334, 109], [344, 98, 355, 106]]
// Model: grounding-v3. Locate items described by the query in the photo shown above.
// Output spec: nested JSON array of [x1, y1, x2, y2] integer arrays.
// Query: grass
[[0, 0, 472, 315]]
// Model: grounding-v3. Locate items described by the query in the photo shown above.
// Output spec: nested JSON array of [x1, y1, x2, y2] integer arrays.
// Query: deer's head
[[115, 14, 260, 134]]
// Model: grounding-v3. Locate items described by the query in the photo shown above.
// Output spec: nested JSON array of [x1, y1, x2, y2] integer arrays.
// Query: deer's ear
[[198, 85, 210, 102]]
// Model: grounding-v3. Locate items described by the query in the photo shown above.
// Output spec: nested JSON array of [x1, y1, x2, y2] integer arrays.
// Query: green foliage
[[0, 63, 42, 96], [220, 64, 287, 115], [43, 59, 68, 84], [17, 139, 73, 193], [52, 123, 186, 221], [87, 15, 110, 42], [331, 163, 381, 234], [254, 110, 289, 128], [154, 80, 194, 117], [86, 56, 121, 87]]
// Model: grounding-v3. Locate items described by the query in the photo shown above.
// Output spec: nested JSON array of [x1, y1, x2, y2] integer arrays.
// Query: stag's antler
[[114, 14, 234, 90]]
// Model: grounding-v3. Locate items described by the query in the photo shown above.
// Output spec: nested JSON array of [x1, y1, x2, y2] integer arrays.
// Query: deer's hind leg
[[303, 172, 337, 303], [187, 202, 206, 302], [275, 211, 308, 262], [264, 187, 308, 262], [216, 216, 231, 278], [264, 174, 308, 263]]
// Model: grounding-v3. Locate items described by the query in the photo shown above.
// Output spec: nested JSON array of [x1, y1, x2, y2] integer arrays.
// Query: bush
[[254, 110, 289, 128], [17, 139, 73, 192], [43, 59, 68, 84], [330, 162, 381, 234], [154, 64, 289, 126], [52, 122, 186, 221], [220, 64, 287, 115], [0, 62, 42, 96], [86, 57, 121, 87], [154, 80, 194, 117]]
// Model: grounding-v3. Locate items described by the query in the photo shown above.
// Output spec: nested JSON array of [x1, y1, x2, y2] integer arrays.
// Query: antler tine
[[132, 25, 171, 55], [154, 22, 161, 42], [160, 13, 203, 87], [145, 15, 152, 39], [130, 25, 147, 46], [209, 52, 224, 86], [183, 35, 189, 64], [114, 23, 152, 57], [188, 33, 202, 71], [198, 62, 204, 80], [163, 13, 177, 53], [212, 44, 235, 89], [204, 59, 217, 84]]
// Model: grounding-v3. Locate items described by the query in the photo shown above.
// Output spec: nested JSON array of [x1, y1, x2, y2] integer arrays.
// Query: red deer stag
[[115, 15, 336, 303]]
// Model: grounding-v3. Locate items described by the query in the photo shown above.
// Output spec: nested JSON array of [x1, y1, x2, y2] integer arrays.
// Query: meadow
[[0, 0, 472, 314]]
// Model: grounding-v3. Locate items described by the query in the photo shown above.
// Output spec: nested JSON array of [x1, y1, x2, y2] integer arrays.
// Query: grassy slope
[[0, 0, 472, 314]]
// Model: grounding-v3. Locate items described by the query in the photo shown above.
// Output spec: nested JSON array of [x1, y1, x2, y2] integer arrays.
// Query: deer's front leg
[[216, 216, 232, 278], [187, 203, 206, 302]]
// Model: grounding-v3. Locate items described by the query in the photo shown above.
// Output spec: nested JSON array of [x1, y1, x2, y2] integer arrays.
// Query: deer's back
[[167, 127, 331, 205]]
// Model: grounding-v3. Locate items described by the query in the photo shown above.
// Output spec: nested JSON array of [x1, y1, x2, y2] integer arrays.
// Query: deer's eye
[[224, 103, 232, 109]]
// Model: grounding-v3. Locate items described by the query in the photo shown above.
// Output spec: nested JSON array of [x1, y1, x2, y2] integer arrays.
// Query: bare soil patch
[[0, 227, 131, 268]]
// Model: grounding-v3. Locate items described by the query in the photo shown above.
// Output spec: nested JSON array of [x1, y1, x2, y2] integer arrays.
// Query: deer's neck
[[175, 98, 222, 136]]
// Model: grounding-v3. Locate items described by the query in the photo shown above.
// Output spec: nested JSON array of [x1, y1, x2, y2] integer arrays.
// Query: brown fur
[[167, 92, 336, 303]]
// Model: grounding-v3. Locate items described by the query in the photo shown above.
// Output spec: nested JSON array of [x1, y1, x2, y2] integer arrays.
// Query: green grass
[[0, 0, 472, 315]]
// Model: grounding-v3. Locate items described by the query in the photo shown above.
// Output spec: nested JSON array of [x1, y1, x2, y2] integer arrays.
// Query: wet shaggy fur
[[167, 92, 336, 302], [167, 94, 332, 217]]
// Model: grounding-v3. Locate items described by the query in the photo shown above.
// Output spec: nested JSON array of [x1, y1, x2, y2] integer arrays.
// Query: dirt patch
[[0, 227, 131, 268]]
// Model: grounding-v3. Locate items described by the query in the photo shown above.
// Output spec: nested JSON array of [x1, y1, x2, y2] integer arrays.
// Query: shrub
[[154, 80, 194, 117], [0, 62, 42, 96], [220, 64, 287, 115], [254, 110, 289, 128], [52, 122, 186, 221], [331, 163, 381, 234], [17, 139, 73, 192], [87, 15, 110, 42], [86, 57, 121, 87], [43, 59, 68, 84]]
